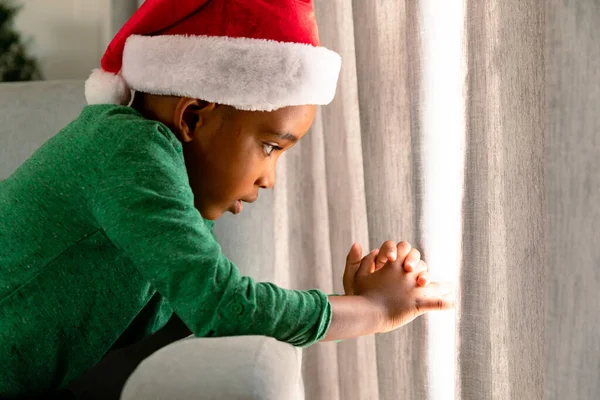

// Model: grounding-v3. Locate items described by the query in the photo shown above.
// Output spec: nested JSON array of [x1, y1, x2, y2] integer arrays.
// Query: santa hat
[[85, 0, 341, 112]]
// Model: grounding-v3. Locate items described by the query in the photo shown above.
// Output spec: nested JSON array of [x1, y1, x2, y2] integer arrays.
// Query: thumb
[[416, 293, 455, 313], [415, 282, 456, 313], [343, 243, 362, 295], [345, 242, 362, 265]]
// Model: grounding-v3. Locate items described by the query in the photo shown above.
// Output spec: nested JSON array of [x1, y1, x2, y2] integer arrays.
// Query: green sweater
[[0, 105, 332, 396]]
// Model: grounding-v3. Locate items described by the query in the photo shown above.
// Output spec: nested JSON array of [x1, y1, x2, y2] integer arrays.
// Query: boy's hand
[[343, 241, 430, 296], [343, 241, 455, 333]]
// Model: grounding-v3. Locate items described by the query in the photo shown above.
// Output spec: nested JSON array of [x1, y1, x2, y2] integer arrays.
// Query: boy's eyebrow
[[267, 131, 299, 143]]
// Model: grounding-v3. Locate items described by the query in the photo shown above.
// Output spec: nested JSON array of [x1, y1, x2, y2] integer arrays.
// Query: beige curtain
[[217, 0, 599, 399], [458, 1, 545, 399]]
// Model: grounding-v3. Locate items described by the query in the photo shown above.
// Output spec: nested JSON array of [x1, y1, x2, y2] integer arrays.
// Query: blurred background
[[1, 0, 143, 81]]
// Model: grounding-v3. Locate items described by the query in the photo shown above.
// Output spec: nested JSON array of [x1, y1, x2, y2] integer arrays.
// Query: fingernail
[[389, 252, 397, 261]]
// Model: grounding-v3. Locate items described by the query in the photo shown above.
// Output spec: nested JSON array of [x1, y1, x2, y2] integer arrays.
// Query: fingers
[[357, 248, 380, 277], [403, 248, 421, 272], [343, 243, 362, 295], [417, 273, 429, 287], [374, 240, 397, 272], [391, 241, 412, 271], [415, 260, 429, 286]]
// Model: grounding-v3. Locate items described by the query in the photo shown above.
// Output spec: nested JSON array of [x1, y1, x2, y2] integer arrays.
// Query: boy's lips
[[233, 200, 243, 214], [242, 196, 258, 203], [231, 196, 258, 215]]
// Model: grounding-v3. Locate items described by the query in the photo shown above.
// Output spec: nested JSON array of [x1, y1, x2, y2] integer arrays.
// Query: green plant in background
[[0, 0, 42, 82]]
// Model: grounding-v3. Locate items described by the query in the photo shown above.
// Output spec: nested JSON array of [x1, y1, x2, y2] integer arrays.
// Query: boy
[[0, 0, 454, 397]]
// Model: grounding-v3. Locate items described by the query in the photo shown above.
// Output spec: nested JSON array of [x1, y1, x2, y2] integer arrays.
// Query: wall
[[13, 0, 140, 80]]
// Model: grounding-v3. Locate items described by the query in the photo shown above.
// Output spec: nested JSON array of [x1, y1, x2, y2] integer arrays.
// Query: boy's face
[[179, 102, 316, 220]]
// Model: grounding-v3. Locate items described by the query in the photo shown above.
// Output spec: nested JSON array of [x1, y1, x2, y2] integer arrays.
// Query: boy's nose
[[257, 167, 276, 189]]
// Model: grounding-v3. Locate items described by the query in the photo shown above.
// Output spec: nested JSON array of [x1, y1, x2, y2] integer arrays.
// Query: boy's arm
[[92, 126, 331, 347]]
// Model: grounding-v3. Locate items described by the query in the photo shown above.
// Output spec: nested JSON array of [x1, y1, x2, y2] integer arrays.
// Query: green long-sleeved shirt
[[0, 104, 331, 396]]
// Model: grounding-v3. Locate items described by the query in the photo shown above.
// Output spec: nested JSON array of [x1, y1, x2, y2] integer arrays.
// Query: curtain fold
[[458, 1, 546, 399], [349, 1, 429, 399], [312, 0, 378, 398]]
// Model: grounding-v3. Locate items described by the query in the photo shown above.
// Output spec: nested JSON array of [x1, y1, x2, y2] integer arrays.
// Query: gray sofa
[[0, 80, 305, 399]]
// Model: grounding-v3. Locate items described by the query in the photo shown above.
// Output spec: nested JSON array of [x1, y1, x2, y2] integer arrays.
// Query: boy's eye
[[263, 143, 282, 156]]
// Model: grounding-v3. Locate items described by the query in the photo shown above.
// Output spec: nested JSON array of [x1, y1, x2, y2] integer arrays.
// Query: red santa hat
[[85, 0, 342, 112]]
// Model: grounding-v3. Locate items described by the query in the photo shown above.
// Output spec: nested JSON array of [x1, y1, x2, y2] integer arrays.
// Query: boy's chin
[[195, 203, 223, 221]]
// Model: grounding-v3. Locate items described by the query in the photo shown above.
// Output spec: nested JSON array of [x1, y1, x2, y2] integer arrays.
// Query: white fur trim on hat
[[85, 69, 132, 105], [120, 34, 342, 111]]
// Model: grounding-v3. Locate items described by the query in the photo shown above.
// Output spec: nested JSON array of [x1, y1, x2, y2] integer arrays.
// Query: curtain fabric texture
[[110, 0, 598, 399], [458, 1, 545, 399]]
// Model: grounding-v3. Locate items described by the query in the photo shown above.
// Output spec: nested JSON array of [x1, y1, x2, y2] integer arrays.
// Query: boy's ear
[[173, 97, 217, 143]]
